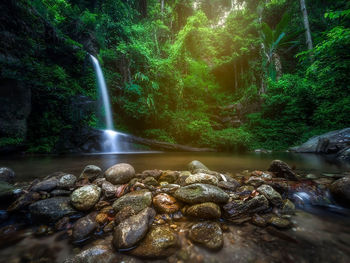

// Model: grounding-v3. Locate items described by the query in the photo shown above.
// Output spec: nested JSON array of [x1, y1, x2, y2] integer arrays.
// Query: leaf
[[275, 12, 291, 41], [262, 22, 273, 48]]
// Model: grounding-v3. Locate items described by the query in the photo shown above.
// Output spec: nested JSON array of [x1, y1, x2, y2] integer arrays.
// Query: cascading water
[[89, 54, 130, 153]]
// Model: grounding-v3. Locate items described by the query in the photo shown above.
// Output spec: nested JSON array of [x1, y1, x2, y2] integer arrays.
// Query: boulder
[[58, 174, 77, 189], [29, 197, 77, 223], [174, 183, 229, 204], [268, 216, 292, 229], [72, 212, 98, 241], [188, 222, 223, 250], [129, 225, 179, 258], [330, 176, 350, 206], [63, 245, 118, 263], [280, 199, 296, 214], [188, 160, 209, 173], [257, 184, 283, 207], [185, 173, 218, 186], [0, 167, 15, 184], [158, 171, 179, 183], [268, 160, 298, 181], [185, 202, 221, 219], [153, 193, 181, 214], [80, 165, 102, 181], [112, 207, 156, 249], [114, 206, 136, 225], [223, 195, 269, 219], [71, 185, 101, 211], [112, 189, 152, 214], [101, 181, 118, 198], [105, 163, 135, 184], [31, 177, 58, 192], [218, 181, 240, 192]]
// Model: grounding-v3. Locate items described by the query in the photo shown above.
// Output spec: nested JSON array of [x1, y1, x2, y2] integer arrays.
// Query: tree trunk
[[273, 52, 282, 81], [300, 0, 313, 51], [161, 0, 164, 13]]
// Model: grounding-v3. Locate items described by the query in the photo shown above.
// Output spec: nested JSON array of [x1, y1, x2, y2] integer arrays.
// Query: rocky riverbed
[[0, 160, 349, 263]]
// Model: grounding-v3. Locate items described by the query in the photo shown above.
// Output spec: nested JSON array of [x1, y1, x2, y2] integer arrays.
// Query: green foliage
[[0, 137, 24, 147]]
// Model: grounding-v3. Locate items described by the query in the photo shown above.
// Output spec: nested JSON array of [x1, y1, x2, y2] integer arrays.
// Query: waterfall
[[90, 54, 128, 153]]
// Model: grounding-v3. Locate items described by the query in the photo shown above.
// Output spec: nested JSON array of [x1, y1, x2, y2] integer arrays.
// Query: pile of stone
[[1, 159, 333, 261]]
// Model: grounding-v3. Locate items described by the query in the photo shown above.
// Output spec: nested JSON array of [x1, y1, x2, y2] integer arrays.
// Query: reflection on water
[[0, 152, 349, 182]]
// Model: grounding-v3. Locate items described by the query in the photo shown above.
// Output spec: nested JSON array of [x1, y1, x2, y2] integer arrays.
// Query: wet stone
[[71, 185, 101, 211], [185, 202, 221, 219], [268, 160, 298, 181], [185, 173, 219, 186], [80, 165, 102, 181], [112, 189, 152, 214], [280, 199, 295, 214], [105, 163, 135, 184], [72, 212, 98, 241], [57, 174, 77, 189], [251, 214, 267, 227], [268, 216, 292, 229], [153, 193, 181, 214], [188, 160, 209, 173], [257, 184, 283, 207], [31, 178, 58, 192], [158, 170, 179, 183], [114, 206, 136, 225], [188, 221, 223, 250], [223, 195, 269, 219], [0, 167, 15, 184], [218, 181, 240, 192], [101, 181, 118, 198], [142, 176, 158, 186]]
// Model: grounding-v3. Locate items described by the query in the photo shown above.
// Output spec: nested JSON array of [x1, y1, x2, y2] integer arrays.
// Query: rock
[[129, 225, 179, 258], [140, 170, 162, 180], [246, 176, 265, 187], [114, 206, 136, 225], [188, 222, 223, 250], [71, 185, 101, 211], [338, 147, 350, 161], [330, 176, 350, 206], [290, 128, 350, 154], [31, 178, 58, 192], [29, 197, 77, 223], [218, 181, 239, 192], [158, 170, 179, 183], [176, 171, 191, 186], [58, 174, 77, 189], [280, 199, 295, 214], [0, 167, 15, 184], [268, 160, 298, 181], [50, 189, 71, 197], [174, 183, 229, 204], [142, 177, 158, 186], [223, 195, 269, 219], [101, 181, 118, 198], [55, 216, 70, 231], [157, 184, 180, 194], [63, 245, 118, 263], [80, 165, 102, 181], [95, 213, 109, 225], [105, 163, 135, 184], [73, 212, 98, 241], [185, 173, 218, 186], [112, 207, 156, 249], [268, 216, 292, 229], [153, 193, 181, 214], [0, 181, 16, 201], [185, 202, 221, 219], [237, 185, 254, 193], [251, 214, 267, 227], [257, 184, 283, 207], [188, 160, 209, 173], [112, 189, 152, 214]]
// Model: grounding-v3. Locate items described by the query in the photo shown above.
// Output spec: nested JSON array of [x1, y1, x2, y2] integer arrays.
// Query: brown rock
[[153, 193, 181, 214]]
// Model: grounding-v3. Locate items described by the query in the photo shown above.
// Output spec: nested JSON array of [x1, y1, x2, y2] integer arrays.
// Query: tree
[[300, 0, 313, 52]]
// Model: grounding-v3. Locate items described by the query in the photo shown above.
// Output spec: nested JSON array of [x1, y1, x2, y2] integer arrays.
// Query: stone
[[31, 178, 58, 192], [157, 184, 180, 194], [114, 206, 136, 225], [188, 222, 223, 250], [223, 195, 269, 219], [176, 171, 191, 186], [71, 185, 101, 211], [29, 197, 77, 223], [280, 199, 295, 214], [95, 213, 109, 225], [188, 160, 209, 173], [246, 176, 265, 187], [153, 193, 181, 214], [73, 212, 98, 241], [237, 185, 254, 193], [50, 189, 71, 197], [142, 177, 158, 186], [174, 183, 229, 204], [185, 202, 221, 219], [105, 163, 135, 184], [257, 184, 283, 207], [101, 181, 118, 198], [58, 174, 77, 189], [63, 245, 118, 263], [158, 170, 179, 183], [140, 169, 162, 180], [330, 176, 350, 206], [185, 173, 218, 186], [0, 167, 15, 184], [218, 181, 239, 192], [268, 216, 292, 229], [251, 214, 267, 227], [0, 181, 16, 201], [112, 207, 156, 249], [112, 189, 152, 214], [268, 160, 298, 181], [129, 225, 179, 258], [80, 165, 102, 181]]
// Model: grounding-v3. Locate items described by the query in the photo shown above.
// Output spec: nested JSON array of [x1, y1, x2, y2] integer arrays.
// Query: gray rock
[[50, 189, 71, 197], [268, 160, 298, 181], [71, 185, 101, 211], [105, 163, 135, 184], [280, 199, 295, 214], [58, 174, 77, 189], [185, 173, 218, 186], [31, 178, 58, 192], [129, 225, 179, 258], [0, 181, 16, 201], [80, 165, 102, 181], [101, 181, 118, 198], [0, 167, 15, 184], [223, 195, 269, 219], [113, 207, 156, 249], [218, 181, 240, 192], [330, 176, 350, 206], [188, 160, 209, 173], [29, 197, 77, 223], [185, 202, 221, 219], [268, 216, 292, 229], [188, 221, 223, 250], [63, 245, 118, 263], [112, 189, 152, 214], [174, 183, 229, 204], [257, 184, 283, 207], [73, 212, 98, 241]]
